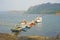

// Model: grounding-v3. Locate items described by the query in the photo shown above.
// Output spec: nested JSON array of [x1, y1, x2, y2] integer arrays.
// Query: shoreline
[[0, 33, 60, 40]]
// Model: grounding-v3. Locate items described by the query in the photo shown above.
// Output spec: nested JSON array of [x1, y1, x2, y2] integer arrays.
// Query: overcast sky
[[0, 0, 60, 11]]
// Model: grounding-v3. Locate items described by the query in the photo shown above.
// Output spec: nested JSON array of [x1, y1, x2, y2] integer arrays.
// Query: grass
[[0, 33, 60, 40]]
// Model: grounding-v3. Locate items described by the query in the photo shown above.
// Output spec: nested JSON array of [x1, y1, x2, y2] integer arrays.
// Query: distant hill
[[26, 3, 60, 14]]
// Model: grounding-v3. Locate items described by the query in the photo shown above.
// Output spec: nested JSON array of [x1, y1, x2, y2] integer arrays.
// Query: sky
[[0, 0, 60, 11]]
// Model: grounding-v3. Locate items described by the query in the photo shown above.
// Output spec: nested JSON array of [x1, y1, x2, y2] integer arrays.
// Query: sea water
[[0, 12, 60, 36]]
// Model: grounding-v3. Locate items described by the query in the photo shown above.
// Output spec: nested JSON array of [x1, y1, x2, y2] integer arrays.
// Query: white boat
[[35, 16, 42, 23]]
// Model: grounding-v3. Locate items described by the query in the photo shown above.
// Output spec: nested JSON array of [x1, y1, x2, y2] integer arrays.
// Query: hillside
[[26, 3, 60, 14]]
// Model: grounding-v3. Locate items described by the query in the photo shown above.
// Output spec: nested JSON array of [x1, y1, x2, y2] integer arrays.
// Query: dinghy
[[11, 27, 22, 32], [35, 16, 42, 23]]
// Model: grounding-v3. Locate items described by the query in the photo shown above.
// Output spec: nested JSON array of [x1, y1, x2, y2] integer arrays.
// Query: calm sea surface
[[0, 12, 60, 36]]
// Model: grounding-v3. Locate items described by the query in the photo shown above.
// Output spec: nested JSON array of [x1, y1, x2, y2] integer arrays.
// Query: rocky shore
[[0, 33, 60, 40]]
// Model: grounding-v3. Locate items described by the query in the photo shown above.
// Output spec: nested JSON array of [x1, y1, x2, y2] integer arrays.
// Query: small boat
[[11, 20, 28, 32], [21, 19, 27, 25], [35, 16, 42, 23], [11, 27, 22, 32]]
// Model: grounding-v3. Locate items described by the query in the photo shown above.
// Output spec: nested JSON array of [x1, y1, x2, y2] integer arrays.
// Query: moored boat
[[35, 16, 42, 23]]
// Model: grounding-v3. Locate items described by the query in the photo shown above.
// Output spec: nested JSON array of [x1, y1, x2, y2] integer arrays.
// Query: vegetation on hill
[[26, 3, 60, 14]]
